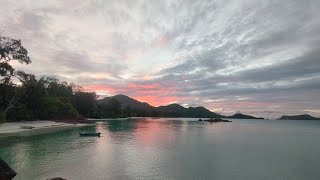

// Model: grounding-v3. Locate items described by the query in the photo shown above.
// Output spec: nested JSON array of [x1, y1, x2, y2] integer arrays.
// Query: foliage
[[2, 75, 96, 121], [2, 75, 95, 121], [6, 106, 33, 121], [0, 36, 123, 121], [72, 91, 99, 118], [0, 110, 5, 124], [39, 97, 79, 120], [98, 98, 125, 118], [0, 36, 31, 83]]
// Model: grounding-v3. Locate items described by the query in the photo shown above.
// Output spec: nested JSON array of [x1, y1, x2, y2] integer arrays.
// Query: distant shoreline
[[0, 121, 94, 139]]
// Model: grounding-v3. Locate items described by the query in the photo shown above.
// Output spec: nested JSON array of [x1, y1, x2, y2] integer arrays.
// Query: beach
[[0, 121, 93, 139]]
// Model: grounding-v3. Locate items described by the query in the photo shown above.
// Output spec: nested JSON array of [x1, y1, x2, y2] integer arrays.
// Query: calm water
[[1, 118, 320, 180]]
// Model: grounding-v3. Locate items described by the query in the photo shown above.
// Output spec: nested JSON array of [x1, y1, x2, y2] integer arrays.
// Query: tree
[[72, 91, 99, 117], [98, 98, 126, 118], [45, 77, 73, 99], [39, 97, 79, 120], [0, 81, 25, 121], [0, 36, 31, 122], [4, 75, 85, 121], [18, 75, 48, 119], [0, 36, 31, 83]]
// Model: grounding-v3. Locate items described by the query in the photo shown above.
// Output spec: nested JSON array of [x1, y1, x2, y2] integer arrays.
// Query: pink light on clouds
[[126, 82, 180, 106], [82, 85, 117, 94], [134, 95, 178, 106], [81, 81, 184, 106], [127, 83, 162, 91]]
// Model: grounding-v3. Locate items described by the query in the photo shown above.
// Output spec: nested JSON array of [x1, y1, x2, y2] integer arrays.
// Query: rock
[[198, 119, 203, 121], [0, 158, 17, 180]]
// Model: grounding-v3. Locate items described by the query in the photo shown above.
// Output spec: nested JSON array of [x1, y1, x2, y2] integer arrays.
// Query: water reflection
[[1, 119, 320, 180], [104, 119, 137, 132], [103, 119, 187, 146]]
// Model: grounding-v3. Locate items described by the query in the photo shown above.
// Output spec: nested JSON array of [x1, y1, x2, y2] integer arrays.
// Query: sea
[[1, 118, 320, 180]]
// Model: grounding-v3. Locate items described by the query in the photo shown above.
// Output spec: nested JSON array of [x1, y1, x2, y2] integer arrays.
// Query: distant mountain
[[158, 103, 186, 112], [157, 104, 225, 118], [185, 106, 225, 118], [278, 114, 320, 120], [157, 104, 186, 117], [97, 94, 155, 117], [97, 94, 263, 119], [97, 95, 225, 118], [227, 113, 264, 119], [98, 94, 153, 110]]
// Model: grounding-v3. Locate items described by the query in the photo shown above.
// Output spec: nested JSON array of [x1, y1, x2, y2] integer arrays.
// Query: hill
[[157, 104, 225, 118], [98, 94, 152, 111], [97, 94, 263, 119], [97, 95, 225, 118], [227, 113, 264, 119], [278, 114, 320, 120]]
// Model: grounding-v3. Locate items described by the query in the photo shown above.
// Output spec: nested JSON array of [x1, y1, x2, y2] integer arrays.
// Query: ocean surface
[[1, 118, 320, 180]]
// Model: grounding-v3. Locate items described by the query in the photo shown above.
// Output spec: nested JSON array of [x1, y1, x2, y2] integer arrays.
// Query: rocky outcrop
[[0, 158, 16, 180]]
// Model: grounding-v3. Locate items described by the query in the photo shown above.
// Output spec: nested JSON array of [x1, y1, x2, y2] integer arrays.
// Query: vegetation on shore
[[0, 36, 103, 123]]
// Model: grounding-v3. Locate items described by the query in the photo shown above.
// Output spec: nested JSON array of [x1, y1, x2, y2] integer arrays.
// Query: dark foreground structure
[[0, 158, 17, 180]]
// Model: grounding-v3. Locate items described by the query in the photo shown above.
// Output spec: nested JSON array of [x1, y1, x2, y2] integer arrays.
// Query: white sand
[[0, 121, 92, 139]]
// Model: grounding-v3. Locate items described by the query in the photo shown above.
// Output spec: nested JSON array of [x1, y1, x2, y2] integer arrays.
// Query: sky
[[1, 0, 320, 118]]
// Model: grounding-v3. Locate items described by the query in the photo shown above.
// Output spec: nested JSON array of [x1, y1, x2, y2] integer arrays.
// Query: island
[[278, 114, 320, 120], [226, 113, 264, 119]]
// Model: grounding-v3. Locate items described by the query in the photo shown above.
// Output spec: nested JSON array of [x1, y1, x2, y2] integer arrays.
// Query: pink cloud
[[82, 85, 117, 94], [81, 82, 185, 106], [134, 95, 178, 106]]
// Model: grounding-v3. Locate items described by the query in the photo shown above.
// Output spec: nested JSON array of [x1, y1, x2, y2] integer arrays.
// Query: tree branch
[[4, 95, 23, 115]]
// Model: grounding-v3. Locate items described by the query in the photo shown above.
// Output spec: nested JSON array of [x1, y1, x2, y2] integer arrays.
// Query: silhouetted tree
[[0, 36, 102, 122], [0, 36, 31, 83], [0, 36, 31, 122], [72, 91, 99, 118]]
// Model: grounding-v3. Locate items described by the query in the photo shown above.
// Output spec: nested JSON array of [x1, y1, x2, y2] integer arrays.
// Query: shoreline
[[0, 120, 94, 139]]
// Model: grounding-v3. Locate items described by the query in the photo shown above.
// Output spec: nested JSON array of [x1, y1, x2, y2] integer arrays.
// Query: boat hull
[[79, 132, 101, 137]]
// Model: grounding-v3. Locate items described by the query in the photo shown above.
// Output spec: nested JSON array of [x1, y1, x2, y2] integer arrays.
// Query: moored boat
[[79, 132, 101, 137], [201, 118, 232, 122]]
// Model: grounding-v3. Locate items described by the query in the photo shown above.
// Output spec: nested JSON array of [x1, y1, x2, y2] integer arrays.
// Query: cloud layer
[[1, 0, 320, 118]]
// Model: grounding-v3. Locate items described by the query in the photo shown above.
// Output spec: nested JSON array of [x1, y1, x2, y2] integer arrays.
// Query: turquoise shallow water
[[1, 118, 320, 180]]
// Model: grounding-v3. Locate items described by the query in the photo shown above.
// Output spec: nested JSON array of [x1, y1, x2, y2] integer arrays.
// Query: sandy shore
[[0, 121, 94, 139]]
